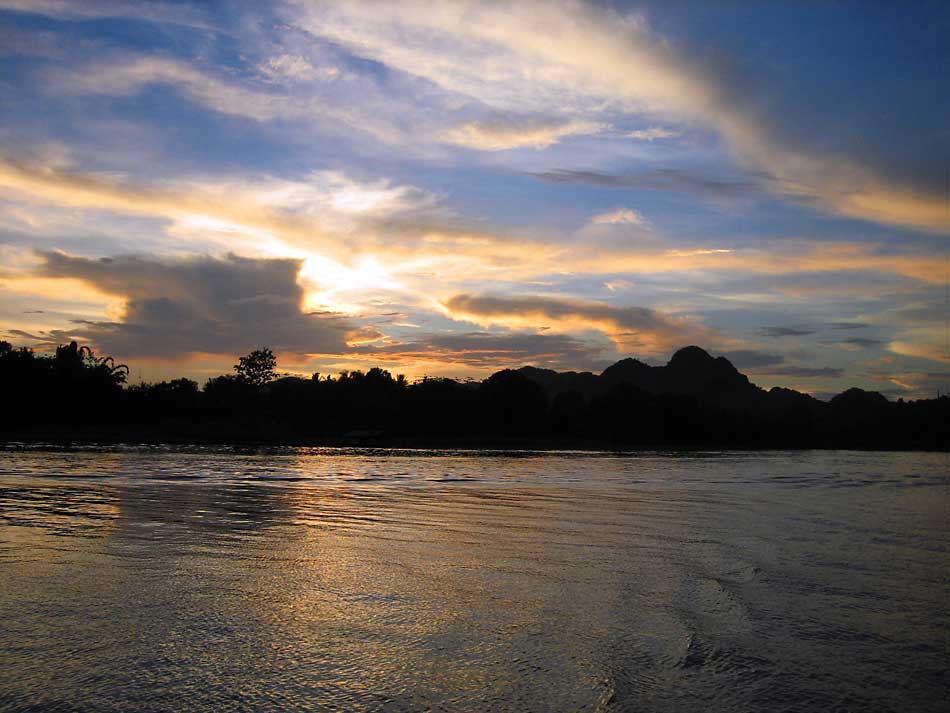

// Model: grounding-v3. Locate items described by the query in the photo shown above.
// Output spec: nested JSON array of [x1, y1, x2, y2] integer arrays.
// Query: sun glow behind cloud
[[300, 255, 405, 314]]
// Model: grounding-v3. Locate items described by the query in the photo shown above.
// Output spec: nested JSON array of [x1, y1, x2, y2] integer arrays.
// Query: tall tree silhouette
[[234, 348, 277, 386]]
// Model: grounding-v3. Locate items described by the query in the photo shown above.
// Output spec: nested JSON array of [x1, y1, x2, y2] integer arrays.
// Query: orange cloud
[[442, 293, 716, 356]]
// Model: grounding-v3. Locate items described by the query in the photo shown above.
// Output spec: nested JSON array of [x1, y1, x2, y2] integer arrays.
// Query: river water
[[0, 447, 947, 712]]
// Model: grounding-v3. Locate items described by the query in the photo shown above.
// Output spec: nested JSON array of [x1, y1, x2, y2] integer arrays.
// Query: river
[[0, 446, 947, 711]]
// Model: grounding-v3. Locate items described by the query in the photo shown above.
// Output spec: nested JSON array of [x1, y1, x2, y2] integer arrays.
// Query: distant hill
[[519, 346, 789, 411]]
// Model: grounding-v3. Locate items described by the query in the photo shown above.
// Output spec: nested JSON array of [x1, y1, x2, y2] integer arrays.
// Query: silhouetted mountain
[[830, 387, 889, 409], [662, 346, 758, 402], [768, 386, 820, 405], [2, 340, 948, 450], [516, 365, 602, 398], [600, 357, 657, 392], [524, 346, 764, 409]]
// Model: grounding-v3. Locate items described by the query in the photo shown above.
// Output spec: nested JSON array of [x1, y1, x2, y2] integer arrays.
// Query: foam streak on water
[[0, 447, 948, 711]]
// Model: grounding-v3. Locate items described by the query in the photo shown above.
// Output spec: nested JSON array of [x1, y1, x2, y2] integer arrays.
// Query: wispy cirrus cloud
[[626, 126, 681, 141], [286, 0, 950, 231], [439, 117, 603, 151], [45, 55, 407, 144], [0, 0, 209, 27], [23, 1, 950, 234], [258, 54, 340, 83]]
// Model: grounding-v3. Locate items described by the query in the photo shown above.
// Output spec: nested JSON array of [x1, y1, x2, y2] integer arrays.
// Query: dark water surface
[[0, 447, 947, 712]]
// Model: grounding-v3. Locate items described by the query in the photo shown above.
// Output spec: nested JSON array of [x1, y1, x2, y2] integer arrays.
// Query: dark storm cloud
[[36, 251, 353, 358], [527, 168, 760, 198], [828, 322, 869, 330]]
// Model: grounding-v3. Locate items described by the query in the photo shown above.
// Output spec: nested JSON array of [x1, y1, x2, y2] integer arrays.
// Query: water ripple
[[0, 447, 948, 711]]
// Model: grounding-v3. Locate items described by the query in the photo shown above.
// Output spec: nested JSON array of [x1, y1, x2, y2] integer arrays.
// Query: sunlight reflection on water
[[0, 447, 948, 711]]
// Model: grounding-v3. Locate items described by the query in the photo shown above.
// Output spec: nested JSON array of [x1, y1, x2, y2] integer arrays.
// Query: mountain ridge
[[514, 345, 819, 411]]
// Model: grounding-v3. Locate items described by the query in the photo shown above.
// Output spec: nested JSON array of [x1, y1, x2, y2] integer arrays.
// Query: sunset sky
[[1, 1, 948, 398]]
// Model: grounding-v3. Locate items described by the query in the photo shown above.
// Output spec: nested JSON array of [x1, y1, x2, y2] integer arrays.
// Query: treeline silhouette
[[2, 341, 947, 450]]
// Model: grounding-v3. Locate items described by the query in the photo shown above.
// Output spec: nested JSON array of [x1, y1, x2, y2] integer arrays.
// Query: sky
[[0, 0, 948, 399]]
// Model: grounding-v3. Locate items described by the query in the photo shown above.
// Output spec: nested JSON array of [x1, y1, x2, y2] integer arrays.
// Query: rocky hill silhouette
[[519, 345, 835, 417], [521, 346, 765, 407], [512, 346, 945, 448]]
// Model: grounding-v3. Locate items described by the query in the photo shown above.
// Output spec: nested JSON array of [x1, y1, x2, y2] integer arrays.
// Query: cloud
[[664, 248, 733, 258], [626, 127, 681, 141], [46, 56, 403, 143], [0, 25, 64, 59], [839, 337, 886, 348], [0, 0, 208, 27], [35, 251, 353, 358], [857, 360, 950, 399], [758, 326, 816, 337], [604, 279, 633, 292], [3, 156, 949, 305], [529, 168, 758, 198], [350, 331, 607, 370], [0, 157, 435, 260], [288, 1, 950, 231], [442, 293, 713, 355], [888, 339, 950, 364], [763, 365, 844, 378], [0, 157, 325, 252], [52, 57, 292, 122], [258, 54, 340, 83], [720, 349, 784, 368], [760, 323, 880, 340], [879, 297, 950, 326], [440, 117, 602, 151], [863, 297, 950, 365], [590, 208, 647, 226]]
